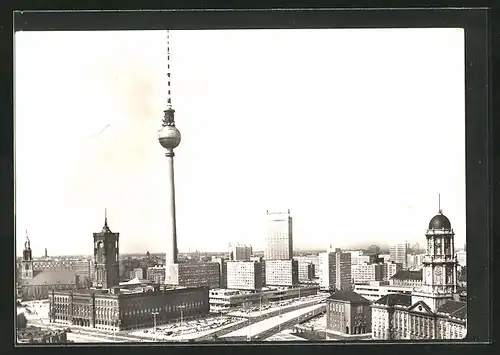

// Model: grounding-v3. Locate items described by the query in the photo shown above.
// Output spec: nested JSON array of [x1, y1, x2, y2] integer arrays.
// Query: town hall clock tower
[[93, 210, 120, 289], [411, 200, 459, 312]]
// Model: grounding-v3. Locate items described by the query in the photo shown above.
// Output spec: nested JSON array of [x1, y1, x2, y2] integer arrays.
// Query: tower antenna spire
[[104, 208, 108, 227], [162, 30, 176, 127], [438, 193, 442, 214]]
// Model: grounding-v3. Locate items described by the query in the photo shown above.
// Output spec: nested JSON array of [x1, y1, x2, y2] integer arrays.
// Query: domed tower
[[157, 31, 181, 285], [21, 230, 34, 279], [411, 195, 459, 311]]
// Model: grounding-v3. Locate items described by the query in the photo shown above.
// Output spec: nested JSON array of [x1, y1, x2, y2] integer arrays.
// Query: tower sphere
[[158, 125, 181, 150]]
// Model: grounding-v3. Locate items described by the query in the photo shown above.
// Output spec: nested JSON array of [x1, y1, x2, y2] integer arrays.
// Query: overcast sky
[[15, 29, 465, 256]]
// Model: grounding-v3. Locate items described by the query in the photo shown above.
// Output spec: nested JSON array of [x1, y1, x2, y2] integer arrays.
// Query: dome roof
[[428, 212, 452, 230]]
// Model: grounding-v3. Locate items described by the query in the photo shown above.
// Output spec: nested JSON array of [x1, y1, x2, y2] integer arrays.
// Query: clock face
[[98, 242, 104, 249]]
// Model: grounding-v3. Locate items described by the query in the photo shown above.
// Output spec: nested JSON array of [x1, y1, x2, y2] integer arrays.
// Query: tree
[[17, 313, 27, 329]]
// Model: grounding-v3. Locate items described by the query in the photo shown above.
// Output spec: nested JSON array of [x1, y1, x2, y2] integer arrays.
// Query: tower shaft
[[165, 149, 178, 265]]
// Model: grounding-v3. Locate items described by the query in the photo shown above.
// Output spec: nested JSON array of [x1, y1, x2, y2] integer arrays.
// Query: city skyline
[[15, 28, 465, 256]]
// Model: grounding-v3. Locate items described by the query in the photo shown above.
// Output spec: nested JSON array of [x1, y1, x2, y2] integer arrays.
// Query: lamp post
[[178, 305, 186, 342], [151, 312, 159, 342]]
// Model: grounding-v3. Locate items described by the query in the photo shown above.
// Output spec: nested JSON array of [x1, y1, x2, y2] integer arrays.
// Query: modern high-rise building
[[319, 249, 351, 291], [232, 244, 252, 261], [226, 261, 264, 291], [319, 251, 336, 290], [297, 260, 315, 282], [335, 251, 352, 291], [351, 263, 383, 284], [157, 31, 182, 285], [264, 210, 293, 260], [383, 261, 403, 281], [211, 256, 228, 289], [93, 210, 120, 289], [389, 243, 409, 269], [265, 259, 298, 286]]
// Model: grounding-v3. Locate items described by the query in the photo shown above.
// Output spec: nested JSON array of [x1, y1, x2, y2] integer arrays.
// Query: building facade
[[226, 261, 264, 291], [389, 243, 409, 269], [265, 259, 299, 286], [233, 245, 253, 261], [49, 286, 209, 330], [177, 262, 220, 289], [352, 263, 383, 284], [354, 282, 414, 303], [383, 261, 403, 281], [211, 257, 228, 289], [264, 210, 293, 260], [326, 290, 371, 335], [390, 270, 423, 288], [297, 260, 315, 282], [319, 251, 335, 290], [146, 266, 166, 284], [335, 251, 352, 291]]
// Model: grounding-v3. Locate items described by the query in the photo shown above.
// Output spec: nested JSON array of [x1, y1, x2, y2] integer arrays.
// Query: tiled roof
[[390, 270, 423, 281], [436, 300, 467, 320], [19, 271, 77, 286], [327, 290, 369, 303], [373, 293, 412, 307]]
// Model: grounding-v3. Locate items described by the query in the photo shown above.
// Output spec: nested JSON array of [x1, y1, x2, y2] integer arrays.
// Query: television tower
[[158, 31, 182, 284]]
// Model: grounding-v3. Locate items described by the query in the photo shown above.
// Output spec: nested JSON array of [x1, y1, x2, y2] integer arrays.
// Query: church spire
[[162, 30, 176, 127], [102, 208, 111, 233], [24, 230, 30, 249]]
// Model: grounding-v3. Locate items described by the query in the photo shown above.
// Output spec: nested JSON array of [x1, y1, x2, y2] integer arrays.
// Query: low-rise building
[[353, 282, 414, 303], [146, 266, 166, 284], [326, 290, 371, 335], [178, 262, 220, 289], [209, 285, 319, 313]]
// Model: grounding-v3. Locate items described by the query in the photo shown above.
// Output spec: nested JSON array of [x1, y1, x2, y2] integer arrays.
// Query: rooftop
[[19, 270, 77, 287], [373, 294, 412, 307], [436, 300, 467, 320], [391, 270, 423, 281], [327, 290, 369, 304]]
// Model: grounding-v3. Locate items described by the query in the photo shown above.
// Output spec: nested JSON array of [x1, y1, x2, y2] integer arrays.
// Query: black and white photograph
[[14, 24, 470, 344]]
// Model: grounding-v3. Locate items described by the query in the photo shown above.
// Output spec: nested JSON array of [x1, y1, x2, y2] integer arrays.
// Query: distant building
[[265, 259, 298, 286], [455, 250, 466, 267], [326, 290, 371, 335], [297, 260, 315, 282], [18, 270, 80, 301], [383, 261, 403, 281], [295, 255, 319, 278], [18, 232, 80, 300], [211, 257, 228, 289], [129, 268, 144, 280], [226, 261, 264, 291], [368, 245, 381, 255], [379, 254, 391, 263], [178, 262, 220, 289], [250, 256, 263, 262], [146, 265, 166, 284], [264, 210, 293, 260], [389, 243, 409, 269], [319, 250, 351, 291], [233, 245, 253, 261], [17, 326, 68, 344], [351, 263, 383, 284], [335, 251, 352, 291], [390, 270, 423, 288]]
